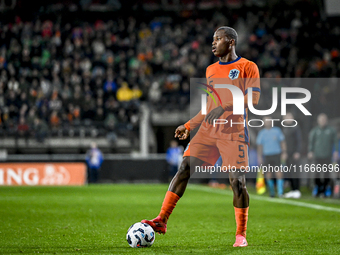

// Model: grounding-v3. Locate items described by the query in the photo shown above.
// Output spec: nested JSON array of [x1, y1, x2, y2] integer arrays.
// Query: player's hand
[[281, 152, 288, 162], [204, 106, 225, 125], [174, 125, 190, 140], [307, 152, 314, 160]]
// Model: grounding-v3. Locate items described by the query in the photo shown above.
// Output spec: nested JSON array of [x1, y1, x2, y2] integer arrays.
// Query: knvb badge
[[229, 69, 240, 80]]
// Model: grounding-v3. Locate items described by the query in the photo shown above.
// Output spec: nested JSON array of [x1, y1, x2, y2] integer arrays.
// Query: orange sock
[[234, 207, 249, 238], [159, 191, 180, 223]]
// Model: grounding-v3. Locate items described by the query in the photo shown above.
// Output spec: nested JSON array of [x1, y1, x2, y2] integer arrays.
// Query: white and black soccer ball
[[126, 222, 155, 248]]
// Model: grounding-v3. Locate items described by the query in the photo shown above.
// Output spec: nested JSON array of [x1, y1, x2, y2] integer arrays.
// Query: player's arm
[[175, 110, 205, 140], [204, 91, 260, 125], [185, 110, 205, 131], [179, 68, 212, 132]]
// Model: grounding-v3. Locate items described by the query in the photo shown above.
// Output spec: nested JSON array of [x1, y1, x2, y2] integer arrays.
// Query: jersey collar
[[219, 56, 241, 65]]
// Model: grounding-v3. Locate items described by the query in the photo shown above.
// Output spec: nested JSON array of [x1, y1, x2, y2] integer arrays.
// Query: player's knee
[[230, 176, 246, 193], [176, 159, 190, 181]]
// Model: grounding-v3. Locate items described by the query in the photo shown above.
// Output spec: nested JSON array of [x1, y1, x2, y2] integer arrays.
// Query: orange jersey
[[187, 56, 260, 143]]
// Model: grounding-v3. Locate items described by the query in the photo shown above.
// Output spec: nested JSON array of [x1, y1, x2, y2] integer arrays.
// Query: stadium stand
[[0, 0, 340, 154]]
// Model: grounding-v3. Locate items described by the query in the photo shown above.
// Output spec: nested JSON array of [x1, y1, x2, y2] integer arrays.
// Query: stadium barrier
[[1, 154, 261, 185], [0, 162, 86, 186], [1, 154, 169, 184]]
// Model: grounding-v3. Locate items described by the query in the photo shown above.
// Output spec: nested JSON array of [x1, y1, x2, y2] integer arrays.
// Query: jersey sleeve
[[184, 110, 205, 131], [184, 67, 211, 130], [245, 62, 260, 94]]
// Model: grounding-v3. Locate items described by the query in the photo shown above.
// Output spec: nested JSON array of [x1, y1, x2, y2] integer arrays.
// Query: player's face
[[212, 30, 233, 57]]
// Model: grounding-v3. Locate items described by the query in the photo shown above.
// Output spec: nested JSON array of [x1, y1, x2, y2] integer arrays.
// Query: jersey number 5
[[238, 145, 245, 158]]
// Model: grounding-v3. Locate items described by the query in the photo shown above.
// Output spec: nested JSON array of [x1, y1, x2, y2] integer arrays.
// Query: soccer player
[[142, 26, 261, 247]]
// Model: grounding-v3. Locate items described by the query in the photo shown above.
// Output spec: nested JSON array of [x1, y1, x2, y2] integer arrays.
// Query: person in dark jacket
[[282, 113, 302, 199], [34, 117, 48, 143], [308, 113, 339, 197]]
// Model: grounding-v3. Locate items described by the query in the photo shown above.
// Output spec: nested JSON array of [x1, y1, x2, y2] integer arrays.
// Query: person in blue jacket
[[166, 140, 183, 180], [86, 142, 104, 183]]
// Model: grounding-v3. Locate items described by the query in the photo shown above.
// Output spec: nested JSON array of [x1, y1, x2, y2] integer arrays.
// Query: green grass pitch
[[1, 184, 340, 254]]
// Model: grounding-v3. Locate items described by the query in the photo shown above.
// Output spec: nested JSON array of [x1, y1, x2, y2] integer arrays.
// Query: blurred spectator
[[116, 82, 133, 102], [257, 117, 287, 197], [166, 140, 182, 180], [34, 118, 48, 143], [15, 117, 30, 145], [0, 2, 340, 144], [85, 142, 104, 183], [50, 111, 60, 128], [104, 113, 118, 144], [282, 113, 302, 199], [308, 113, 339, 197], [148, 82, 161, 103], [27, 108, 37, 128], [104, 75, 117, 93], [131, 85, 142, 100], [94, 108, 105, 122]]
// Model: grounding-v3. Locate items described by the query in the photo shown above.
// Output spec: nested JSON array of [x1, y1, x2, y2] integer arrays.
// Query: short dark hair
[[217, 26, 238, 46]]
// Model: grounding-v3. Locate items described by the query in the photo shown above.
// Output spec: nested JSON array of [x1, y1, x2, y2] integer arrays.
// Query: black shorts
[[264, 154, 281, 167], [315, 157, 332, 179]]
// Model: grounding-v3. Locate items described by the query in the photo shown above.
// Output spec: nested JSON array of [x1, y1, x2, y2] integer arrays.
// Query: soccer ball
[[126, 222, 155, 248]]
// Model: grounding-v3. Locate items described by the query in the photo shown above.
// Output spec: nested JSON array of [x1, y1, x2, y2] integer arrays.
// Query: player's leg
[[142, 156, 206, 234], [218, 140, 249, 247], [265, 156, 276, 197], [168, 156, 205, 196], [266, 171, 275, 197], [230, 171, 249, 247], [160, 156, 205, 222], [230, 172, 249, 208], [321, 158, 332, 197], [142, 134, 219, 234], [274, 154, 284, 197]]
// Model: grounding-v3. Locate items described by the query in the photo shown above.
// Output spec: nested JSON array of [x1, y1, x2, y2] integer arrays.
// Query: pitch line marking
[[188, 185, 340, 213]]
